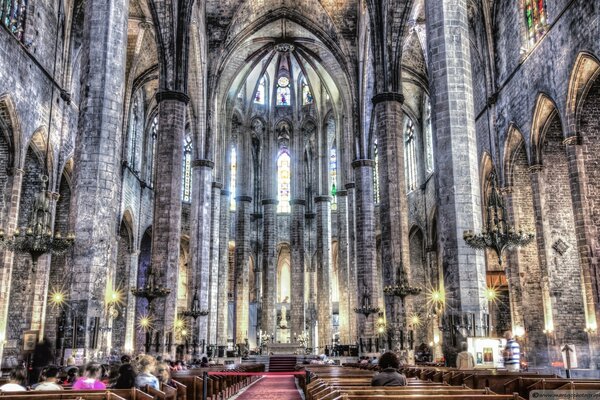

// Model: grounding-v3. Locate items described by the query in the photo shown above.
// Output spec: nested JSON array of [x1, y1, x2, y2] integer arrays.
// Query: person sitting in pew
[[135, 355, 160, 390], [33, 366, 63, 391], [371, 352, 407, 387], [156, 363, 175, 388], [72, 362, 106, 390], [114, 364, 137, 389], [0, 366, 27, 392]]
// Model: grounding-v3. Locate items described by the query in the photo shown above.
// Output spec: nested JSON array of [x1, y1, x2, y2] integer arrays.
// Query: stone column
[[189, 159, 213, 346], [208, 182, 222, 345], [290, 199, 305, 339], [235, 196, 252, 344], [336, 190, 350, 344], [216, 189, 230, 346], [68, 0, 128, 352], [315, 196, 332, 350], [425, 0, 488, 359], [345, 182, 358, 343], [373, 93, 412, 345], [124, 250, 140, 352], [352, 161, 378, 341], [261, 200, 277, 338]]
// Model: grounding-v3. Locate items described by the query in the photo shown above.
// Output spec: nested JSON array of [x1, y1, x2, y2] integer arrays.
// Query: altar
[[266, 342, 304, 355]]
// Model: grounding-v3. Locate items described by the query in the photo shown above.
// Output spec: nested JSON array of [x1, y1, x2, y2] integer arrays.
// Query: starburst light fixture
[[464, 170, 534, 264]]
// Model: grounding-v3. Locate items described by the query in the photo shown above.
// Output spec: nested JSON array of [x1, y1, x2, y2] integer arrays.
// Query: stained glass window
[[149, 115, 158, 187], [1, 0, 28, 41], [424, 99, 434, 173], [277, 151, 291, 213], [182, 133, 193, 203], [254, 78, 265, 104], [276, 76, 291, 106], [405, 119, 417, 192], [302, 80, 313, 105], [374, 137, 380, 204], [230, 147, 237, 211], [330, 147, 337, 211], [129, 97, 139, 171], [523, 0, 548, 47]]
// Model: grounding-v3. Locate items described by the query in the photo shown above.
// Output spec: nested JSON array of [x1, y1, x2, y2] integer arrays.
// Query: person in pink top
[[72, 363, 106, 390]]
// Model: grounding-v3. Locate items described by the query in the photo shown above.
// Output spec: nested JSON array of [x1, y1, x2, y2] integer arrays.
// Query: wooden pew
[[0, 391, 129, 400], [0, 389, 151, 400]]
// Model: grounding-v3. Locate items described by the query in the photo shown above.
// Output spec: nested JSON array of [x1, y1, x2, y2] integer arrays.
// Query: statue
[[280, 305, 288, 328]]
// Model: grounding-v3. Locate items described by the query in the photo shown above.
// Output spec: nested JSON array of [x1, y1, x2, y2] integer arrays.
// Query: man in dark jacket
[[371, 352, 408, 386]]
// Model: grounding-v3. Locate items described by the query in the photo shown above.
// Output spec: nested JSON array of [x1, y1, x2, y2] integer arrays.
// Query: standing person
[[72, 363, 106, 390], [135, 355, 159, 390], [456, 342, 475, 370], [30, 337, 54, 385], [0, 367, 28, 392], [371, 352, 407, 387], [503, 331, 521, 372]]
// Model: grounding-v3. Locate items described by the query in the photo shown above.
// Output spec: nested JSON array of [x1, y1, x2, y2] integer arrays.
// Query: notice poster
[[467, 337, 507, 368]]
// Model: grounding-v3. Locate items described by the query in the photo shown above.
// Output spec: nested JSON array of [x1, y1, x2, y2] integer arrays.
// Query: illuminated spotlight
[[426, 288, 446, 311], [174, 318, 186, 331], [181, 329, 188, 336], [410, 314, 421, 326], [378, 326, 385, 334], [484, 286, 499, 302], [49, 288, 67, 308], [137, 314, 154, 331], [106, 287, 125, 307]]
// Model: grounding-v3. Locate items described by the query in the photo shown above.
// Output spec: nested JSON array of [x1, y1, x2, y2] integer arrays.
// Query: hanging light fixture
[[463, 170, 534, 264], [180, 289, 209, 320], [0, 0, 75, 270]]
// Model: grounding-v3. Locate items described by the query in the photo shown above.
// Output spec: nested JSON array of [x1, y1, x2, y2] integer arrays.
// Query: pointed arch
[[480, 151, 494, 204], [530, 93, 561, 165], [26, 127, 54, 177], [0, 93, 21, 170], [503, 125, 527, 188], [566, 52, 600, 137]]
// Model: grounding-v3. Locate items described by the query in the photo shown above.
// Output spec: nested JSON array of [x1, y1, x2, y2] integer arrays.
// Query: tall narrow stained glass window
[[302, 80, 313, 105], [254, 78, 265, 104], [149, 115, 158, 186], [129, 97, 139, 171], [523, 0, 548, 47], [330, 147, 337, 211], [1, 0, 28, 41], [230, 147, 237, 211], [182, 133, 193, 203], [424, 99, 434, 173], [277, 151, 291, 213], [405, 118, 417, 192], [276, 76, 291, 106], [373, 137, 380, 204]]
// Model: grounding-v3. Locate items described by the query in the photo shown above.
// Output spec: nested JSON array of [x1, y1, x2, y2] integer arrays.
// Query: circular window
[[277, 76, 290, 87]]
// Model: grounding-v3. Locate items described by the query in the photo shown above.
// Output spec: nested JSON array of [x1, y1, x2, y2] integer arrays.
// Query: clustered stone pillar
[[68, 0, 128, 352], [261, 199, 277, 337], [216, 189, 230, 346], [352, 161, 378, 343], [373, 92, 412, 347], [290, 199, 306, 338], [234, 195, 251, 344], [425, 0, 488, 360], [208, 182, 222, 345], [315, 196, 332, 350], [345, 182, 358, 343], [190, 159, 214, 346], [150, 90, 190, 354], [336, 190, 350, 344]]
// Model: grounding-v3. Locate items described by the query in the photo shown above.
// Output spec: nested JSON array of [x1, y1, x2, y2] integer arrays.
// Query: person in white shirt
[[0, 367, 28, 392], [33, 366, 63, 391]]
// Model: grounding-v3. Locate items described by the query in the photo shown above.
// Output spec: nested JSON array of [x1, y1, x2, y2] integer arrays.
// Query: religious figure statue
[[280, 305, 288, 328]]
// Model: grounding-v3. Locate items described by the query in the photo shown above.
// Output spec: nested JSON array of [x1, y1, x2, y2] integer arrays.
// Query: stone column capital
[[336, 190, 348, 197], [345, 182, 356, 189], [235, 195, 252, 203], [305, 212, 316, 219], [192, 159, 215, 169], [351, 159, 374, 169], [261, 199, 278, 205], [314, 196, 332, 203], [372, 92, 405, 105], [155, 90, 190, 104], [212, 182, 223, 189], [290, 199, 306, 206], [563, 136, 580, 146]]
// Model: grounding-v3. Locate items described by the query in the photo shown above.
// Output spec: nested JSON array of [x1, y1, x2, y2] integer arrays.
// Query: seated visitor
[[156, 363, 175, 388], [456, 342, 475, 370], [371, 352, 407, 387], [73, 363, 106, 390], [200, 356, 209, 367], [0, 367, 28, 392], [135, 355, 160, 390], [34, 366, 63, 391], [114, 364, 137, 389]]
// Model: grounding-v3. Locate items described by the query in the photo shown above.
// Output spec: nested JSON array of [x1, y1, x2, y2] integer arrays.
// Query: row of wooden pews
[[305, 365, 526, 400]]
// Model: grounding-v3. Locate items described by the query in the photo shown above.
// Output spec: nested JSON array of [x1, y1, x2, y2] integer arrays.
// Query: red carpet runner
[[234, 375, 302, 400]]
